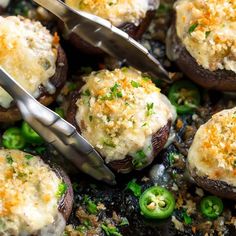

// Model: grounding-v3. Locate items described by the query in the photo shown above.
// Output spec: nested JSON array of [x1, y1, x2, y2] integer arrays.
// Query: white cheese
[[65, 0, 159, 26], [0, 0, 9, 8], [0, 16, 58, 108], [0, 150, 64, 235], [188, 107, 236, 187], [175, 0, 236, 73], [76, 68, 176, 163]]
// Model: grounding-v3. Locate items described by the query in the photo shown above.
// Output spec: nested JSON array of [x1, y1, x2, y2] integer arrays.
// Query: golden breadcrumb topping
[[0, 150, 62, 235], [0, 16, 58, 108], [76, 68, 176, 162], [175, 0, 236, 72], [188, 107, 236, 186]]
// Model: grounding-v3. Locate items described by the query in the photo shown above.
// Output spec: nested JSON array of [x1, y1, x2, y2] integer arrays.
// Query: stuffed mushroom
[[166, 0, 236, 91], [64, 0, 159, 54], [67, 67, 176, 173], [0, 16, 68, 122], [0, 149, 73, 235], [188, 107, 236, 200]]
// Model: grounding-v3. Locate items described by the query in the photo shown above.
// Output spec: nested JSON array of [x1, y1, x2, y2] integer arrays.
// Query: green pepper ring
[[21, 121, 43, 144], [2, 127, 26, 149], [200, 196, 224, 219], [168, 80, 200, 114], [139, 186, 175, 219]]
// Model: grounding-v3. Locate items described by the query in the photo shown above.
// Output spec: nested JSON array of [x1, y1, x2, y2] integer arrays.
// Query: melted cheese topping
[[0, 150, 63, 235], [188, 107, 236, 187], [65, 0, 157, 26], [0, 0, 9, 8], [175, 0, 236, 72], [76, 68, 176, 163], [0, 16, 58, 109]]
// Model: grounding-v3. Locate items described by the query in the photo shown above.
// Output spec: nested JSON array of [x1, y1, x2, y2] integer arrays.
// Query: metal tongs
[[33, 0, 171, 83], [0, 67, 116, 184]]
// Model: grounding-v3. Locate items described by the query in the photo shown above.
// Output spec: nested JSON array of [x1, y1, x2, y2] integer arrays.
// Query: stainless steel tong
[[0, 67, 116, 185], [33, 0, 171, 83]]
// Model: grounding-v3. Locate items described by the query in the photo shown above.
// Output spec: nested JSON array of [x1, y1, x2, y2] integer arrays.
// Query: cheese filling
[[76, 68, 176, 163], [188, 107, 236, 187], [0, 0, 9, 8], [65, 0, 158, 26], [0, 16, 58, 109], [175, 0, 236, 73], [0, 150, 64, 235]]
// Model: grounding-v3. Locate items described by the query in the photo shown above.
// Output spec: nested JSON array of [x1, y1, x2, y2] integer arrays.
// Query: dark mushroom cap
[[189, 166, 236, 200], [0, 45, 68, 123], [63, 10, 155, 54], [187, 107, 236, 200], [166, 16, 236, 91]]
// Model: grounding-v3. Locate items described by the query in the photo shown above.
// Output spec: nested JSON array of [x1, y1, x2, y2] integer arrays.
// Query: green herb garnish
[[146, 103, 154, 116], [55, 108, 65, 118], [132, 150, 147, 169], [81, 89, 91, 96], [56, 182, 68, 198], [101, 224, 122, 236], [182, 210, 192, 225], [167, 152, 177, 165], [24, 154, 33, 160], [205, 31, 211, 38], [188, 23, 199, 34], [6, 155, 13, 165], [83, 195, 98, 214], [126, 179, 142, 197], [131, 80, 140, 88]]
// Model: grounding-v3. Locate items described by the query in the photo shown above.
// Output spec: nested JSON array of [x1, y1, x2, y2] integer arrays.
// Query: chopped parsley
[[35, 146, 46, 155], [126, 179, 142, 197], [132, 150, 147, 169], [182, 210, 192, 225], [146, 102, 154, 116], [81, 89, 91, 96], [205, 31, 211, 38], [101, 83, 123, 100], [131, 80, 140, 88], [167, 152, 177, 165], [55, 108, 65, 118], [101, 224, 122, 236], [89, 115, 93, 122], [142, 76, 151, 81], [83, 195, 98, 214], [56, 182, 68, 198], [188, 23, 199, 34], [24, 154, 34, 160], [6, 155, 13, 165]]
